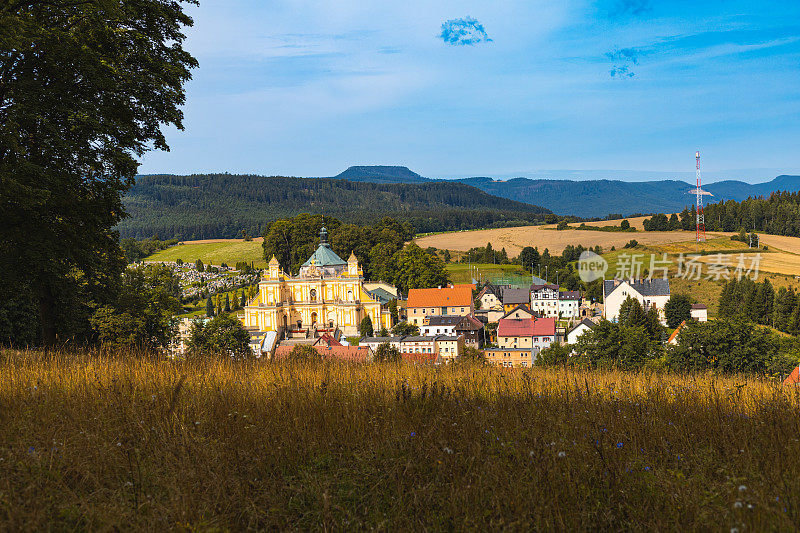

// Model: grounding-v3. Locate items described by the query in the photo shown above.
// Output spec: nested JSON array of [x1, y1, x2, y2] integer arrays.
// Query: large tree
[[0, 1, 197, 345]]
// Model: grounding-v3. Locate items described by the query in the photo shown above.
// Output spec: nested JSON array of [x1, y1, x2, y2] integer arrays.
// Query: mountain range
[[329, 166, 800, 218]]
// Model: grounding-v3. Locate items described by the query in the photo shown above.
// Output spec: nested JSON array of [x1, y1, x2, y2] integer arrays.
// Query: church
[[242, 227, 394, 338]]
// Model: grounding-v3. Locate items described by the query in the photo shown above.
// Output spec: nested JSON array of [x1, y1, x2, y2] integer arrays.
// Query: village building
[[602, 278, 671, 324], [690, 304, 708, 322], [242, 227, 394, 338], [502, 304, 536, 320], [421, 315, 461, 336], [436, 335, 465, 362], [529, 284, 560, 318], [398, 335, 438, 355], [360, 336, 404, 352], [483, 348, 535, 368], [476, 283, 506, 311], [502, 288, 531, 313], [497, 317, 557, 352], [566, 318, 596, 344], [558, 291, 581, 318], [455, 314, 485, 348], [406, 285, 474, 327]]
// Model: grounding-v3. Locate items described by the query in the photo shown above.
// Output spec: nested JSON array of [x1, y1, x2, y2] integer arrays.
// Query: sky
[[138, 0, 800, 183]]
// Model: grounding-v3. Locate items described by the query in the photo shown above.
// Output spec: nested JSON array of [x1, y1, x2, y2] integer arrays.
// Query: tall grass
[[1, 349, 799, 530]]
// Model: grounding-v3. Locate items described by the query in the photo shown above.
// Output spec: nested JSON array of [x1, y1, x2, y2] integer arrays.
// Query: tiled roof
[[407, 286, 473, 308], [274, 345, 371, 362], [502, 304, 534, 319], [402, 352, 439, 364], [399, 336, 436, 343], [361, 336, 403, 344], [603, 278, 670, 298], [531, 284, 559, 292], [559, 291, 581, 301], [498, 317, 556, 337], [667, 320, 687, 345], [456, 314, 484, 331], [313, 333, 341, 347], [691, 303, 707, 309], [567, 318, 596, 336], [367, 287, 395, 305], [502, 288, 530, 305], [427, 315, 462, 326]]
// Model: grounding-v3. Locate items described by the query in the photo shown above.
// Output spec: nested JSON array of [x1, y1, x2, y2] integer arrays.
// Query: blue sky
[[139, 0, 800, 183]]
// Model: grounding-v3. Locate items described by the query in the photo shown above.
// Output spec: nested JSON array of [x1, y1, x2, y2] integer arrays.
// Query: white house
[[360, 336, 404, 352], [566, 318, 596, 344], [603, 278, 671, 324], [530, 284, 560, 318], [421, 315, 460, 336], [558, 291, 581, 319], [690, 304, 708, 322]]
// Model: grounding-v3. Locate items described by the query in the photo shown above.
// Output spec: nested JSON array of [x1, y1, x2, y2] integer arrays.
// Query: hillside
[[321, 166, 800, 218], [120, 174, 552, 239], [331, 165, 429, 184]]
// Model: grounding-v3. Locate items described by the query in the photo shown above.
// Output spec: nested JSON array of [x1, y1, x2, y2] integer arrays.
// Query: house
[[502, 304, 536, 320], [667, 321, 687, 345], [484, 348, 535, 368], [273, 344, 372, 362], [313, 333, 341, 347], [455, 314, 485, 348], [497, 317, 557, 352], [566, 318, 595, 344], [691, 304, 708, 322], [436, 335, 464, 362], [530, 284, 560, 317], [476, 283, 506, 311], [407, 285, 474, 327], [398, 335, 438, 355], [402, 351, 442, 365], [558, 291, 581, 319], [421, 315, 461, 336], [502, 288, 531, 313], [475, 307, 506, 323], [603, 278, 671, 324], [360, 336, 404, 352]]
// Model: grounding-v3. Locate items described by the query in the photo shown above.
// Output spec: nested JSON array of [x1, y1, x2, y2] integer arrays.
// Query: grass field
[[146, 239, 266, 267], [446, 263, 530, 285], [2, 350, 800, 530]]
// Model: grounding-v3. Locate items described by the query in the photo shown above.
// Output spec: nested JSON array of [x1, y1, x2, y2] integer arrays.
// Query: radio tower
[[688, 150, 712, 243]]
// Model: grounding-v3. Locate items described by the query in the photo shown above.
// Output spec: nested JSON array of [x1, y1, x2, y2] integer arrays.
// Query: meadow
[[146, 238, 266, 268], [2, 350, 800, 530]]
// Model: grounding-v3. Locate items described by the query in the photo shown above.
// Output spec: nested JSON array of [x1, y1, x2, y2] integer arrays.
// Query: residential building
[[313, 333, 341, 347], [407, 285, 474, 327], [502, 288, 531, 313], [436, 335, 465, 362], [558, 291, 581, 318], [421, 315, 461, 336], [242, 227, 394, 337], [360, 336, 404, 352], [529, 284, 560, 318], [502, 304, 536, 320], [455, 314, 485, 348], [484, 348, 535, 368], [566, 318, 596, 344], [476, 283, 506, 311], [691, 304, 708, 322], [398, 335, 438, 355], [497, 317, 557, 352], [603, 278, 671, 324]]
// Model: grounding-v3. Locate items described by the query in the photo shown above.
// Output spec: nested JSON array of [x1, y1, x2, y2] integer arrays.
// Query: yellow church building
[[242, 227, 394, 337]]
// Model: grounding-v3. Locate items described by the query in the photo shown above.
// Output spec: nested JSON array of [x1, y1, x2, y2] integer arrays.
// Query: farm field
[[2, 351, 800, 530], [146, 238, 266, 267], [415, 224, 720, 257], [445, 263, 530, 285]]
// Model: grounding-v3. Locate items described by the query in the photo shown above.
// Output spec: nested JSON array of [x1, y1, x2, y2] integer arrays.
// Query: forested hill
[[119, 174, 552, 240], [330, 165, 430, 184]]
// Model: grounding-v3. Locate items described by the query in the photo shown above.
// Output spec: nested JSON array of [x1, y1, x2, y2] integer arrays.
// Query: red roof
[[274, 345, 370, 362], [407, 286, 473, 308], [667, 321, 686, 344], [497, 317, 555, 337], [313, 333, 342, 347], [784, 366, 800, 385], [402, 352, 439, 364]]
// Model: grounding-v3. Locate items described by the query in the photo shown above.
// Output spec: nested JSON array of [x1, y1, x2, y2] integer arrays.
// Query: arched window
[[348, 289, 353, 301], [310, 288, 317, 301]]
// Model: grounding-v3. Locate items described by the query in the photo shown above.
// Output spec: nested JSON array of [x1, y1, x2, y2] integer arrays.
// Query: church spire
[[319, 225, 329, 248]]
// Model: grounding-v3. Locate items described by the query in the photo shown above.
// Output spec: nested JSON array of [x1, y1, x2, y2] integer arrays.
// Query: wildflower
[[529, 451, 535, 457], [616, 442, 623, 448], [644, 466, 650, 471], [443, 447, 453, 454], [410, 432, 416, 437], [117, 442, 122, 447], [738, 485, 747, 492], [557, 451, 566, 458], [733, 501, 743, 509]]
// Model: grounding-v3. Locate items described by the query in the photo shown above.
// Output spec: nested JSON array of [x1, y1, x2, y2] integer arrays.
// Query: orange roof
[[667, 321, 686, 345], [274, 345, 370, 362], [402, 352, 440, 364], [407, 286, 473, 308], [784, 366, 800, 385]]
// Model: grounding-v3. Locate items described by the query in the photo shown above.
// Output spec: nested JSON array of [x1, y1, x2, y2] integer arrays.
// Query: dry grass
[[2, 350, 799, 531]]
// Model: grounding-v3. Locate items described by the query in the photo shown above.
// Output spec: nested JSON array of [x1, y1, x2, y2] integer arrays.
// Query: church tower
[[268, 255, 280, 279], [347, 252, 359, 277]]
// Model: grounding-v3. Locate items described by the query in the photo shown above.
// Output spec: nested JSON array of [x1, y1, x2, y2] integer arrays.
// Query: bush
[[374, 342, 401, 363], [287, 344, 322, 362], [188, 314, 251, 359]]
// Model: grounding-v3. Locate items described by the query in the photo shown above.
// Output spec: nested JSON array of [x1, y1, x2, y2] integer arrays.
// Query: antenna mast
[[695, 151, 706, 243]]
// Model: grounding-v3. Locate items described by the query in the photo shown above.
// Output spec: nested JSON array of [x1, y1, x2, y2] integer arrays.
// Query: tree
[[205, 297, 215, 318], [359, 315, 374, 338], [374, 342, 401, 363], [286, 344, 322, 362], [442, 249, 451, 263], [457, 346, 485, 364], [620, 219, 631, 230], [391, 243, 450, 293], [223, 294, 231, 313], [518, 246, 540, 272], [90, 264, 182, 352], [188, 314, 251, 359], [664, 294, 693, 328], [389, 299, 399, 324], [196, 259, 205, 272], [392, 322, 420, 336], [0, 1, 197, 345], [241, 290, 248, 308]]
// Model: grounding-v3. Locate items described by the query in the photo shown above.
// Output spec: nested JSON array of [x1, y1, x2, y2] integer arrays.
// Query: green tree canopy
[[664, 294, 693, 328], [188, 314, 251, 359]]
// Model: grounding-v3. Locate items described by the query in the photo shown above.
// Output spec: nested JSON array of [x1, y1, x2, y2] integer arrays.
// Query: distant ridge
[[323, 166, 800, 218], [332, 165, 430, 184]]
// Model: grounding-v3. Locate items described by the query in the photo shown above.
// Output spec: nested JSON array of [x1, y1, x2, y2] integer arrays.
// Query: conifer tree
[[206, 297, 215, 318]]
